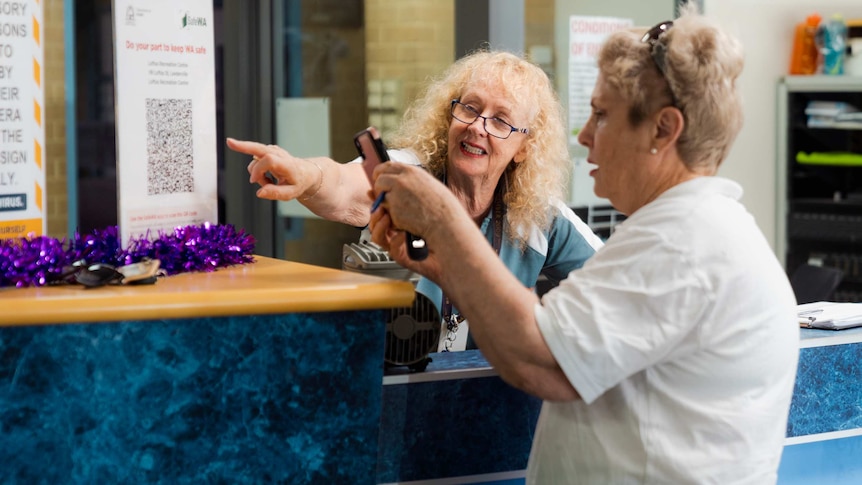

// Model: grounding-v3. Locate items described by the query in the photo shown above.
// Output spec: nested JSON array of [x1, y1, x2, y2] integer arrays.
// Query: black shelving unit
[[777, 76, 862, 302]]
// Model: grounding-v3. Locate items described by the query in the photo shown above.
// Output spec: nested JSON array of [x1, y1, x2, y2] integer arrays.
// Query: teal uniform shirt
[[417, 197, 604, 350]]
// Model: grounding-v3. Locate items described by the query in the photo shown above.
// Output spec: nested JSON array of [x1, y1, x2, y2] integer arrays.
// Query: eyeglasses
[[641, 20, 679, 107], [450, 100, 528, 139]]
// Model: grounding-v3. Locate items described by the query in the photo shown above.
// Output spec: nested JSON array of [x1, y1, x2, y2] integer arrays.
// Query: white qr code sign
[[113, 0, 218, 246], [146, 98, 194, 195]]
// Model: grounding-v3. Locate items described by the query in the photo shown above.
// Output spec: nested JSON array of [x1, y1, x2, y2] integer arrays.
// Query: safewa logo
[[182, 12, 207, 28]]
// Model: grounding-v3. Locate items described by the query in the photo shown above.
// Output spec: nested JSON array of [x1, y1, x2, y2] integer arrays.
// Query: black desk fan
[[342, 239, 440, 372]]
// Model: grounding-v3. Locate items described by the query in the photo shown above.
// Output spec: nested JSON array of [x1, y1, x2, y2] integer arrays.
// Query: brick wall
[[525, 0, 556, 80], [364, 0, 554, 137], [45, 0, 67, 238], [364, 0, 455, 139], [526, 0, 555, 57]]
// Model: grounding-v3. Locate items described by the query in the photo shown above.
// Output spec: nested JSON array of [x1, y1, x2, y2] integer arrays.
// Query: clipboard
[[797, 301, 862, 330]]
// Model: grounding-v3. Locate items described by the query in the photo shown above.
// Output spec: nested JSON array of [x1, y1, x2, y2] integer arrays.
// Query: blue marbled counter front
[[789, 327, 862, 437], [789, 343, 862, 437], [379, 330, 862, 484], [778, 328, 862, 484], [378, 350, 541, 483], [0, 311, 386, 484]]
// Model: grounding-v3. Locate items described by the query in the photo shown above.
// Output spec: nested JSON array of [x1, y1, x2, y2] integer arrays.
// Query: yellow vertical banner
[[32, 13, 40, 46], [0, 1, 46, 239]]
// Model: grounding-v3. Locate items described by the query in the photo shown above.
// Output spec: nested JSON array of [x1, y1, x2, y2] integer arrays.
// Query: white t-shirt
[[531, 177, 799, 484]]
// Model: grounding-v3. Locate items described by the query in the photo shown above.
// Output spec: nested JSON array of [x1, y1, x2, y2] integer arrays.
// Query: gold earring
[[650, 147, 658, 155]]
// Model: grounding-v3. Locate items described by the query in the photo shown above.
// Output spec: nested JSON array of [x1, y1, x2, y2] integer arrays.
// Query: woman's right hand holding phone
[[368, 162, 460, 274]]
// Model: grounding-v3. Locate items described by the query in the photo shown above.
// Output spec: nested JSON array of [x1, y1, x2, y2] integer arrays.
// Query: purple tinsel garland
[[0, 223, 256, 288]]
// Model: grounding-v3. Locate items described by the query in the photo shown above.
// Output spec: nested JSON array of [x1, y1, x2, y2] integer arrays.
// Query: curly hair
[[387, 50, 571, 249], [596, 4, 745, 171]]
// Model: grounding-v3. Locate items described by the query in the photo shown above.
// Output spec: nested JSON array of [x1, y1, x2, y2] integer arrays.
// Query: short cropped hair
[[597, 4, 745, 171], [389, 50, 570, 248]]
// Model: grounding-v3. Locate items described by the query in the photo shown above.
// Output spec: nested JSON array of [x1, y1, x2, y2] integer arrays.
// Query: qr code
[[146, 98, 194, 195]]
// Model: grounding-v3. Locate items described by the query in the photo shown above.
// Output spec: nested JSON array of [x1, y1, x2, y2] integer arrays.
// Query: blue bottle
[[818, 14, 848, 75]]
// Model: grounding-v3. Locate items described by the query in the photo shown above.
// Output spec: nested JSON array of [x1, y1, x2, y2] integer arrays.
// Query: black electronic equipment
[[342, 239, 439, 372]]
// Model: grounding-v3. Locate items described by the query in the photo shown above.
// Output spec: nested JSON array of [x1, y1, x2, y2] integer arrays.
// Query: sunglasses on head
[[641, 20, 679, 107], [641, 20, 673, 46]]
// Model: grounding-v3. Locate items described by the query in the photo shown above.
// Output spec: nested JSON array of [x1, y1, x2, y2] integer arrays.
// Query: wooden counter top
[[0, 256, 415, 326]]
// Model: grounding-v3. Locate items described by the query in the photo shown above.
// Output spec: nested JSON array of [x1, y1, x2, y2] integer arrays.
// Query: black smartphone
[[353, 127, 428, 261]]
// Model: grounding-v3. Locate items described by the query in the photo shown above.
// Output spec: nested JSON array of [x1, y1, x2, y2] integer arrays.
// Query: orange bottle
[[790, 13, 822, 74]]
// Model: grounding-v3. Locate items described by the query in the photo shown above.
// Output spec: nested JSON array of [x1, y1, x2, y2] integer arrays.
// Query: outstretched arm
[[226, 138, 374, 227]]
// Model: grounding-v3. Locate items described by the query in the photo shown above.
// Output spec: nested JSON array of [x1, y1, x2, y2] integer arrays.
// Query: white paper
[[0, 0, 45, 238], [567, 16, 633, 146], [797, 301, 862, 330], [567, 16, 632, 209], [113, 1, 218, 245]]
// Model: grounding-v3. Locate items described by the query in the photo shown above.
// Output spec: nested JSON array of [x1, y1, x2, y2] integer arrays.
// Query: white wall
[[555, 0, 862, 251], [705, 0, 862, 250]]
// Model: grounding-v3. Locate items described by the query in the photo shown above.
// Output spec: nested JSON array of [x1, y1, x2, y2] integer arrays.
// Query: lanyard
[[441, 181, 505, 351]]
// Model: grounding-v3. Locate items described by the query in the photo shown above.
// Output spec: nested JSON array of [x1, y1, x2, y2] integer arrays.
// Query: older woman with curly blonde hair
[[389, 50, 573, 247], [227, 49, 602, 352]]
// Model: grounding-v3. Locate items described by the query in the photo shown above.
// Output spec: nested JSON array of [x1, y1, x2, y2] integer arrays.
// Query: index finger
[[226, 138, 270, 158]]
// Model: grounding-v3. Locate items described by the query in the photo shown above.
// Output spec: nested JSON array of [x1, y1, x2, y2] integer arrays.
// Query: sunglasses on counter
[[52, 259, 162, 288]]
